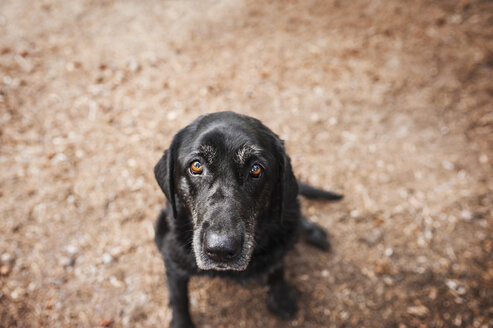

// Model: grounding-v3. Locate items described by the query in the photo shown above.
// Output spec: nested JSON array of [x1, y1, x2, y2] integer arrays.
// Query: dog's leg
[[266, 265, 298, 319], [301, 216, 331, 251], [165, 265, 194, 328]]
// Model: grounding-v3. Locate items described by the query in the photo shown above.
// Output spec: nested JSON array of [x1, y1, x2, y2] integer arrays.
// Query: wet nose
[[204, 230, 242, 262]]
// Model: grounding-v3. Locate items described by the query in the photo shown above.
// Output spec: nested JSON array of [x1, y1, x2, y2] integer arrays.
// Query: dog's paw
[[304, 223, 331, 251], [170, 317, 195, 328], [267, 284, 298, 320]]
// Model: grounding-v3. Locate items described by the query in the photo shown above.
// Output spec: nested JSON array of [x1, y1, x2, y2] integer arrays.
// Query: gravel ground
[[0, 0, 492, 327]]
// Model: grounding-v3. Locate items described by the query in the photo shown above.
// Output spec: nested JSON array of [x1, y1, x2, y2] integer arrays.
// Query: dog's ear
[[154, 149, 177, 219], [276, 140, 298, 220]]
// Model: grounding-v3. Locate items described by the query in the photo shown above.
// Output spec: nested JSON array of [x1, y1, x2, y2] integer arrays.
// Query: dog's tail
[[298, 182, 344, 201]]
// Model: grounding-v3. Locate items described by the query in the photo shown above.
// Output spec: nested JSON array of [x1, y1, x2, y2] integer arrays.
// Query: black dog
[[154, 112, 342, 327]]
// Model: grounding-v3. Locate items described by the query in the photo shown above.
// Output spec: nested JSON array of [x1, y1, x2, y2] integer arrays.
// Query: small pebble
[[385, 247, 393, 256], [442, 160, 454, 170], [1, 253, 11, 262], [360, 230, 382, 246], [0, 264, 11, 276], [102, 253, 114, 264], [128, 58, 140, 72], [407, 305, 429, 317], [66, 245, 78, 255], [460, 209, 473, 221], [98, 318, 113, 327], [58, 256, 73, 267]]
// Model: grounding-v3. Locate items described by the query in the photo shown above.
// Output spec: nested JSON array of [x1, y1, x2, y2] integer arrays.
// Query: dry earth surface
[[0, 0, 492, 327]]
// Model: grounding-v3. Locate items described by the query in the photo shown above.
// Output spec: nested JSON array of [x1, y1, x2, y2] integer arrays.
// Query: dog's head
[[154, 112, 297, 271]]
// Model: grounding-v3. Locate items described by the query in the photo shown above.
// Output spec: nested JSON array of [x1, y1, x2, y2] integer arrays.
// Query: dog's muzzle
[[194, 218, 253, 271]]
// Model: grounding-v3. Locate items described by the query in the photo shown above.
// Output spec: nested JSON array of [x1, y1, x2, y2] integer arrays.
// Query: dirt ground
[[0, 0, 492, 327]]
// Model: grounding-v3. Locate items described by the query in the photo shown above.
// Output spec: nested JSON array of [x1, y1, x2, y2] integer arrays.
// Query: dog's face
[[155, 112, 297, 271]]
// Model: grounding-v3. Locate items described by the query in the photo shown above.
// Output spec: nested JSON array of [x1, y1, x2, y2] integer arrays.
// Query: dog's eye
[[250, 164, 262, 177], [190, 161, 203, 175]]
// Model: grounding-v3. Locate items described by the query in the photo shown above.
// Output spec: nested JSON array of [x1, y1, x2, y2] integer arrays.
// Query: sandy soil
[[0, 0, 492, 327]]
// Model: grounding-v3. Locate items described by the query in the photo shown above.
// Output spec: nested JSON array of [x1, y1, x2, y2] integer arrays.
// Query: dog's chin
[[194, 250, 251, 272], [197, 260, 249, 272]]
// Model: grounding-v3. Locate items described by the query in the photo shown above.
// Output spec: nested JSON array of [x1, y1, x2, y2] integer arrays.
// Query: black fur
[[153, 112, 342, 327], [298, 182, 344, 201]]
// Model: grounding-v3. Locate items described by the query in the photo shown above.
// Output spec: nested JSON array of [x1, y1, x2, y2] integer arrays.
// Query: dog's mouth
[[207, 262, 242, 271], [196, 252, 251, 272], [192, 228, 255, 272]]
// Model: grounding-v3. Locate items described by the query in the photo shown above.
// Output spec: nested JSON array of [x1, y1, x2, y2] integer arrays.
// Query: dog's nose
[[204, 231, 242, 262]]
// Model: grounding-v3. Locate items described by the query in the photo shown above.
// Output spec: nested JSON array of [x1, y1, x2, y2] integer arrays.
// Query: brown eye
[[190, 161, 203, 175], [250, 164, 262, 177]]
